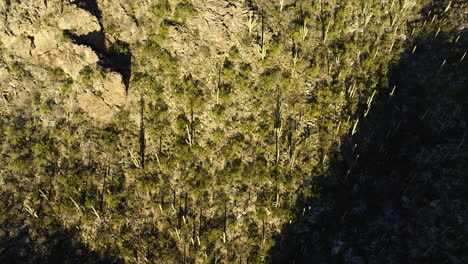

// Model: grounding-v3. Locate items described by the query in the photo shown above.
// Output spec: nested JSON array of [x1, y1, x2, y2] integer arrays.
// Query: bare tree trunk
[[262, 219, 265, 241], [260, 7, 265, 52], [100, 160, 108, 211], [224, 200, 227, 234], [139, 97, 146, 169], [159, 135, 162, 154], [48, 162, 56, 201], [199, 207, 202, 235], [216, 63, 222, 105], [190, 105, 195, 145], [184, 191, 188, 217]]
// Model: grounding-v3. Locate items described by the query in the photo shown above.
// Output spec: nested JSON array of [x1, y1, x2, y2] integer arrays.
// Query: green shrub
[[174, 2, 197, 21]]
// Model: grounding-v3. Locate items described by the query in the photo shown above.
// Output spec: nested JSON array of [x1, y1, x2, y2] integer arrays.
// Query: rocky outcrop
[[57, 5, 101, 35], [76, 71, 127, 123], [0, 0, 127, 123]]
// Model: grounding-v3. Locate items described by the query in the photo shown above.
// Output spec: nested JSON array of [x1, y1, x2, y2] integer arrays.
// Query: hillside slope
[[0, 0, 466, 263]]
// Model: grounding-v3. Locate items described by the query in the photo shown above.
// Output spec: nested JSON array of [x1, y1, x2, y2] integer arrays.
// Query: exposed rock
[[164, 0, 249, 77], [31, 27, 60, 55], [0, 0, 128, 123], [0, 3, 101, 77], [77, 92, 116, 123], [0, 31, 32, 58], [76, 70, 126, 123], [99, 1, 139, 44], [48, 42, 99, 79], [57, 6, 101, 35], [98, 71, 127, 107]]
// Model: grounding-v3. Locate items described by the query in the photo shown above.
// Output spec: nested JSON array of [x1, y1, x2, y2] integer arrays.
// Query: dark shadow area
[[104, 40, 132, 92], [64, 30, 106, 52], [269, 16, 467, 264], [68, 0, 132, 91], [0, 224, 122, 264], [73, 0, 102, 21]]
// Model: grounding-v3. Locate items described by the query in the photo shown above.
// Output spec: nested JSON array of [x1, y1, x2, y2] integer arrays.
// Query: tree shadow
[[269, 15, 467, 264], [67, 0, 132, 92]]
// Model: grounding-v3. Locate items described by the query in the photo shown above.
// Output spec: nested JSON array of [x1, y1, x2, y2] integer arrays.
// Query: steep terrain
[[0, 0, 466, 263]]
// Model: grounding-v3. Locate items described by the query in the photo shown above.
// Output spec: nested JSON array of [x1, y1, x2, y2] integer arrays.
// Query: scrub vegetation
[[0, 0, 466, 263]]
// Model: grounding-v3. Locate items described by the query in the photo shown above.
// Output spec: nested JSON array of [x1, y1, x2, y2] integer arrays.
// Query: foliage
[[1, 0, 466, 263]]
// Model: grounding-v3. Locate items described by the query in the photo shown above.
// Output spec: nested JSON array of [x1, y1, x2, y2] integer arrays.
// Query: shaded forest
[[270, 22, 467, 264]]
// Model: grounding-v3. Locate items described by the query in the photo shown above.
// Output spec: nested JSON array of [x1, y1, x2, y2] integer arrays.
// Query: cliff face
[[0, 0, 257, 124], [0, 0, 466, 263], [0, 1, 126, 123]]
